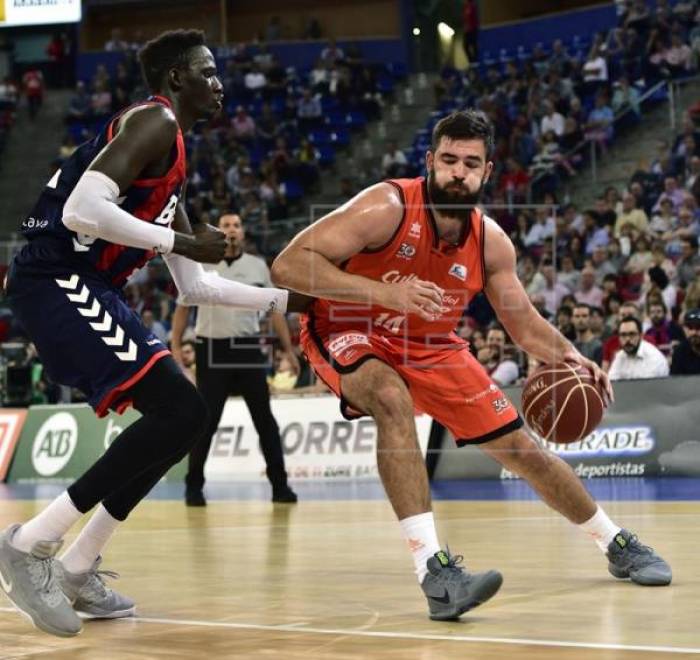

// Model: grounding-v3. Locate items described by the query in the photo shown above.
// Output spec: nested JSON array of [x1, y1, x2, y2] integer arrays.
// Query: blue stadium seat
[[481, 51, 496, 67], [247, 143, 266, 169], [377, 72, 395, 95], [282, 178, 304, 200], [499, 48, 513, 63], [325, 110, 346, 128], [328, 128, 350, 148], [67, 123, 86, 142], [270, 96, 286, 115], [386, 62, 408, 80], [284, 132, 301, 150], [345, 111, 367, 130], [247, 99, 264, 117], [307, 129, 330, 146], [317, 144, 336, 167], [321, 96, 340, 113], [517, 45, 531, 62]]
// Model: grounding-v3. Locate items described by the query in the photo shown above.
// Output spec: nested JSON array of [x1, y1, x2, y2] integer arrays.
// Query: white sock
[[399, 512, 441, 583], [578, 506, 622, 553], [12, 491, 83, 553], [61, 505, 120, 574]]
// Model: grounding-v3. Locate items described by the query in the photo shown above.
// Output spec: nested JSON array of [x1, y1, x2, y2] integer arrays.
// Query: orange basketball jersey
[[308, 176, 486, 340]]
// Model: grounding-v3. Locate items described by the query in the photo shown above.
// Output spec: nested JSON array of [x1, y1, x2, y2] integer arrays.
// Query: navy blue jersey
[[20, 94, 186, 288]]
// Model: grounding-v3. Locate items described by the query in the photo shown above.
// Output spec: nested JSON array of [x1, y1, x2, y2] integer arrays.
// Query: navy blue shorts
[[6, 243, 169, 417]]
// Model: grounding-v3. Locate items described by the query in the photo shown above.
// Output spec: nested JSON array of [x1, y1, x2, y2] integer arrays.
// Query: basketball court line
[[106, 614, 700, 654], [63, 511, 700, 537], [2, 510, 697, 540], [2, 607, 696, 654]]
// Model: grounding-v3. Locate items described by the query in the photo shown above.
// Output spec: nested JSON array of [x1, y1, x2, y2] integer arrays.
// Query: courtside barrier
[[0, 409, 26, 481], [7, 405, 140, 484], [6, 375, 700, 483], [6, 396, 433, 483], [434, 375, 700, 480]]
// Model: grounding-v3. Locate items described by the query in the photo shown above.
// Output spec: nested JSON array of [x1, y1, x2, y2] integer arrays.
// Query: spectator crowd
[[417, 0, 700, 384], [2, 3, 700, 407]]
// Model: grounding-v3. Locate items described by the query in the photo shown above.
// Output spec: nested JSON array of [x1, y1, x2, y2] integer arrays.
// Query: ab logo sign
[[32, 412, 78, 477]]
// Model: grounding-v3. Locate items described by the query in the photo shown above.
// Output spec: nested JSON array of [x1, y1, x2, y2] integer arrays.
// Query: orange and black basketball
[[521, 362, 605, 444]]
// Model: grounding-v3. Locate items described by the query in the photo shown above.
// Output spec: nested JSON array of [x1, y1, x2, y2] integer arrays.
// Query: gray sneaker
[[58, 556, 135, 619], [0, 524, 82, 637], [607, 529, 672, 586], [420, 549, 503, 621]]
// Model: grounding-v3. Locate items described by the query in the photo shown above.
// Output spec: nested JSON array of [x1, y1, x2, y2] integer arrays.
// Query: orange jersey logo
[[309, 177, 486, 339]]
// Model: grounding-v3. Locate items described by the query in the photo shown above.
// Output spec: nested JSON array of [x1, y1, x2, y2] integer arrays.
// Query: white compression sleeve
[[62, 170, 175, 253], [163, 252, 288, 313]]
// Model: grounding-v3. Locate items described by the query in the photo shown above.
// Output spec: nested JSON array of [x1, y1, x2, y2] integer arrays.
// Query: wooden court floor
[[1, 498, 698, 659]]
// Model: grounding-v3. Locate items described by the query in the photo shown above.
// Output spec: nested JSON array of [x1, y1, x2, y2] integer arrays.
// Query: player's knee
[[160, 377, 209, 456], [491, 430, 549, 471], [184, 388, 209, 431], [176, 384, 209, 439], [365, 382, 413, 425], [133, 359, 210, 458]]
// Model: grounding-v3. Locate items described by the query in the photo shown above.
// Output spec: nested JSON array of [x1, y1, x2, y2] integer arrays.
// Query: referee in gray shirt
[[172, 214, 299, 505]]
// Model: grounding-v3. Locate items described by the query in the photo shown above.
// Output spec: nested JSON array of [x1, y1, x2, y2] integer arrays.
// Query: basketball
[[521, 362, 605, 444]]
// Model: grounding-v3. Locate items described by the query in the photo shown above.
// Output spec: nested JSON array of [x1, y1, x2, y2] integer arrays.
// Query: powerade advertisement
[[434, 375, 700, 480]]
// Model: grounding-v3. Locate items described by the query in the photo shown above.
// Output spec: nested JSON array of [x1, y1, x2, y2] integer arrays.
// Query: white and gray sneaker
[[57, 556, 135, 619], [606, 529, 672, 586], [0, 524, 82, 637], [421, 549, 503, 621]]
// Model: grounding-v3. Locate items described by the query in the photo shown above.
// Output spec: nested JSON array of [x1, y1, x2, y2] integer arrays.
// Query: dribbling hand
[[562, 349, 614, 406], [380, 279, 444, 321]]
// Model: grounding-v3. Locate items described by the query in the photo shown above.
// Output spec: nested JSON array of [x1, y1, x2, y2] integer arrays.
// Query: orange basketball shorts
[[300, 324, 523, 445]]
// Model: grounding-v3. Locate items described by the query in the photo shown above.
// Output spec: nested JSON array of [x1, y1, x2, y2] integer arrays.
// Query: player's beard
[[427, 167, 485, 223]]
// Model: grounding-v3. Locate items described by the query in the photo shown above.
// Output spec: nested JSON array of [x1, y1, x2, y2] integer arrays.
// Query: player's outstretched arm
[[62, 105, 226, 263], [163, 201, 289, 313], [270, 183, 443, 320], [482, 219, 613, 402]]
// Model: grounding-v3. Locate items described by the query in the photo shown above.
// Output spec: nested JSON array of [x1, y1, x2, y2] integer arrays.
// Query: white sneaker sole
[[2, 589, 82, 637], [76, 606, 136, 620]]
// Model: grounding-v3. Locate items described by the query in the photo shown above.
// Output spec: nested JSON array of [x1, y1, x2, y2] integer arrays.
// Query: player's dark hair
[[138, 29, 206, 93], [573, 302, 591, 313], [618, 316, 642, 334], [431, 109, 495, 157]]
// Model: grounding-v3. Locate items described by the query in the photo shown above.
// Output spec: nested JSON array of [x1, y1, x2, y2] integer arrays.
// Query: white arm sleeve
[[164, 252, 288, 313], [62, 170, 175, 253]]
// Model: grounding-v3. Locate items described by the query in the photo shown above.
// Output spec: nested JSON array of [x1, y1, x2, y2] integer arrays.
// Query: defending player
[[271, 110, 671, 621], [0, 30, 289, 637]]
